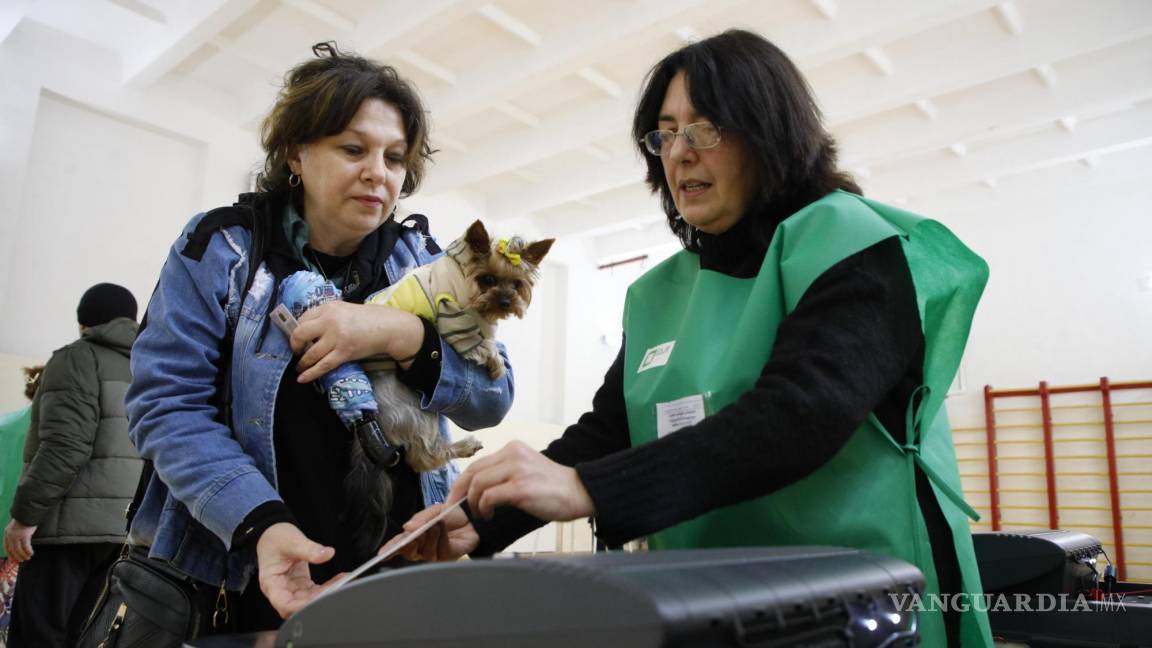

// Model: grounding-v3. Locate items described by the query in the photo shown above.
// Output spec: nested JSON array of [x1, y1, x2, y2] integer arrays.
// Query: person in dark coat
[[3, 282, 142, 648]]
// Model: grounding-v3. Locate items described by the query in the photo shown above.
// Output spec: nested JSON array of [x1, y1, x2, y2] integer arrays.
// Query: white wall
[[0, 91, 206, 358], [934, 146, 1152, 428], [559, 248, 653, 424], [0, 19, 258, 361]]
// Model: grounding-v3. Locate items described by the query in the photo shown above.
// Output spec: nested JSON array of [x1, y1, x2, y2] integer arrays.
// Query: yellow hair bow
[[497, 239, 521, 266]]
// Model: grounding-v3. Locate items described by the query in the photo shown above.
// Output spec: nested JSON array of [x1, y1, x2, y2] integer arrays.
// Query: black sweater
[[468, 215, 961, 642]]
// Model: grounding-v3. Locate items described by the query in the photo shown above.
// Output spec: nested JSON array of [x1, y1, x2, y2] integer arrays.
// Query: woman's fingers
[[419, 524, 442, 561], [456, 441, 595, 522], [402, 505, 439, 532], [466, 462, 521, 518]]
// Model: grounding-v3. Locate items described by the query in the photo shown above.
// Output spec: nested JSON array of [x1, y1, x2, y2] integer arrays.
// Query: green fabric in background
[[0, 405, 31, 557]]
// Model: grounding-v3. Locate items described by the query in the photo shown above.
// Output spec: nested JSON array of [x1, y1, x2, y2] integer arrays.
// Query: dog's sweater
[[365, 239, 494, 368]]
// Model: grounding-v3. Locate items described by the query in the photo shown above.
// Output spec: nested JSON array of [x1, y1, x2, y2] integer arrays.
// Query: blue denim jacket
[[125, 208, 514, 589]]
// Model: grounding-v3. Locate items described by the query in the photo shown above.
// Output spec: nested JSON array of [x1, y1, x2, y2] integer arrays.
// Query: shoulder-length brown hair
[[257, 43, 434, 198]]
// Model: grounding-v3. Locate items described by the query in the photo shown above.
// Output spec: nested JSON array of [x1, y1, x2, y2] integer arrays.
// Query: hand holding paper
[[398, 500, 479, 562], [314, 499, 467, 600], [257, 522, 337, 619]]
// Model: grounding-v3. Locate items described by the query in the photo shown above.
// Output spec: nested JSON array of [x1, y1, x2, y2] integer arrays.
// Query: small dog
[[345, 220, 553, 552]]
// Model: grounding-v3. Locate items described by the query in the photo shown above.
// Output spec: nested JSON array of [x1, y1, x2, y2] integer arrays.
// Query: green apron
[[1, 404, 32, 556], [622, 191, 992, 646]]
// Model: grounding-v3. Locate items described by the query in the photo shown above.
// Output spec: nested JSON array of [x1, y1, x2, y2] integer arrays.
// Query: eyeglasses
[[640, 122, 722, 156]]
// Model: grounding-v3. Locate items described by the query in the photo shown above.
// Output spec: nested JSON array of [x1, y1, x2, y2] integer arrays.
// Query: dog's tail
[[342, 441, 394, 558]]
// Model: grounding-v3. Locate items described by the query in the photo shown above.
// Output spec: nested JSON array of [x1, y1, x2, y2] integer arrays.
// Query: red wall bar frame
[[1039, 381, 1060, 530], [1099, 377, 1127, 580], [983, 385, 1001, 531], [983, 378, 1152, 581]]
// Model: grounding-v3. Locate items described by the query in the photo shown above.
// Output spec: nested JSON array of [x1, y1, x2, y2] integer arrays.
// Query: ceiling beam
[[395, 49, 457, 85], [0, 0, 33, 45], [352, 0, 488, 55], [423, 96, 628, 192], [492, 101, 539, 127], [108, 0, 167, 24], [776, 0, 1002, 69], [425, 0, 734, 124], [281, 0, 354, 32], [209, 34, 280, 75], [1032, 63, 1057, 87], [912, 144, 1152, 217], [673, 25, 702, 44], [912, 98, 938, 119], [819, 0, 1152, 125], [993, 1, 1023, 36], [425, 0, 1009, 192], [577, 66, 623, 99], [809, 0, 839, 20], [426, 0, 1036, 193], [862, 46, 894, 76], [839, 36, 1152, 169], [121, 0, 262, 87], [231, 0, 486, 126], [6, 19, 254, 151], [865, 102, 1152, 199], [477, 3, 541, 47], [530, 183, 663, 239], [489, 154, 646, 216]]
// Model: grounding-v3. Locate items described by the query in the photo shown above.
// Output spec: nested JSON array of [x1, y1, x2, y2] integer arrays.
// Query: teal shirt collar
[[283, 201, 311, 266], [284, 203, 361, 289]]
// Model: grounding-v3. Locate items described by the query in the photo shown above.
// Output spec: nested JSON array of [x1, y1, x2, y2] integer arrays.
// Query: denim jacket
[[125, 204, 514, 589]]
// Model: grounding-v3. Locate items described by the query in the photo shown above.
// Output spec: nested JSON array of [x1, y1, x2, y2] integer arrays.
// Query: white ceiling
[[10, 0, 1152, 263]]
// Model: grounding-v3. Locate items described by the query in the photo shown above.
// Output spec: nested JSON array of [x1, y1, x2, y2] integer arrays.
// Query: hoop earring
[[288, 173, 301, 188]]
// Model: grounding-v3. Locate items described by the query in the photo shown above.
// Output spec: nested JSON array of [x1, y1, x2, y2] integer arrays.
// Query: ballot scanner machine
[[973, 529, 1152, 647], [265, 546, 924, 648]]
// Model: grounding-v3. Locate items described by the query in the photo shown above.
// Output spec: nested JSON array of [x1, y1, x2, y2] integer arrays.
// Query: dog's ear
[[521, 238, 555, 266], [465, 220, 491, 256]]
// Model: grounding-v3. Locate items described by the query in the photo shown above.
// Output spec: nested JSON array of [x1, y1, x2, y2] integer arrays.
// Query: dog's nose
[[499, 299, 512, 310]]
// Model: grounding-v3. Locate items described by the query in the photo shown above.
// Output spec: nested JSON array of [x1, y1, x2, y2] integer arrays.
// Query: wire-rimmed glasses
[[640, 122, 722, 156]]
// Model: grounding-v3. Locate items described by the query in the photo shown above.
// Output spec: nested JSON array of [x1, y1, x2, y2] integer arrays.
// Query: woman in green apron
[[404, 29, 992, 647]]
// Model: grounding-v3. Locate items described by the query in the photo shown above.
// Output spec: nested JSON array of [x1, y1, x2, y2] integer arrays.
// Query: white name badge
[[656, 394, 707, 438], [637, 341, 676, 373]]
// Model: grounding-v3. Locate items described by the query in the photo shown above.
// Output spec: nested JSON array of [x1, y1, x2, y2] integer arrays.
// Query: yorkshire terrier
[[345, 220, 553, 552]]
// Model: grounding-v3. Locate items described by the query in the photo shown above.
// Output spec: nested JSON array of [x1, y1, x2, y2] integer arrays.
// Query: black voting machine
[[973, 529, 1152, 647], [272, 546, 921, 647], [183, 530, 1152, 647]]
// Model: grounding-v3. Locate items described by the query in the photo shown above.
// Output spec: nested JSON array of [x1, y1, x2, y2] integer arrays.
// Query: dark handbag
[[75, 547, 225, 648]]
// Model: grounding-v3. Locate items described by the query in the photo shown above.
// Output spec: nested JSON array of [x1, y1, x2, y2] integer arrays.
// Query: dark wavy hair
[[257, 42, 433, 198], [632, 29, 860, 251]]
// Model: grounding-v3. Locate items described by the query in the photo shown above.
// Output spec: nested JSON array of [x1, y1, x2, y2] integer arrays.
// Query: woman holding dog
[[404, 29, 993, 647], [116, 43, 513, 636]]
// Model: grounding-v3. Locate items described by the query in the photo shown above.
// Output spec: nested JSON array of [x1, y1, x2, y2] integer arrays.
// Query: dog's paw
[[485, 354, 505, 379], [451, 435, 484, 459]]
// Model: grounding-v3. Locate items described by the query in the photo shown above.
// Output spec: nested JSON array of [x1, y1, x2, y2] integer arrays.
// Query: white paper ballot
[[315, 499, 464, 599]]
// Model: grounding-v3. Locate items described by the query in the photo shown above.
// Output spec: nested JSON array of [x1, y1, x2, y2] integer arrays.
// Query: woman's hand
[[256, 522, 338, 619], [397, 503, 478, 562], [450, 441, 595, 522], [291, 302, 424, 383], [3, 519, 37, 562]]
